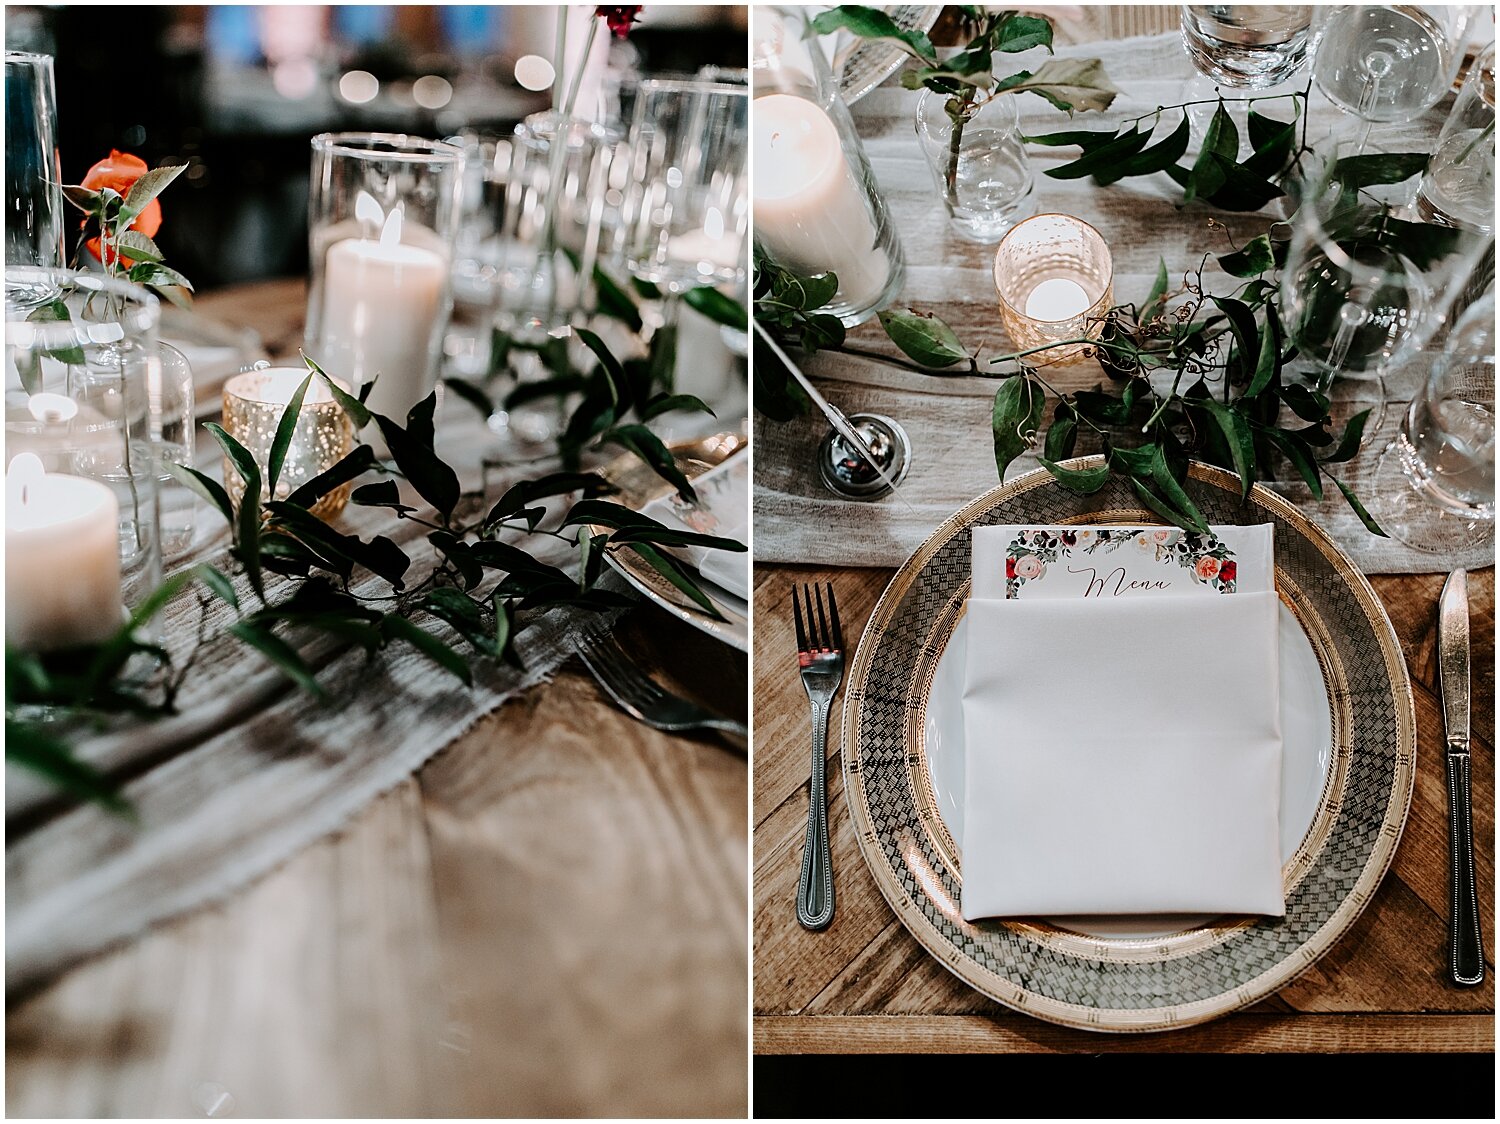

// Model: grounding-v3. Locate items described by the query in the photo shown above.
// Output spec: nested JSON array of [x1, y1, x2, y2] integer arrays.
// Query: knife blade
[[1438, 568, 1483, 986]]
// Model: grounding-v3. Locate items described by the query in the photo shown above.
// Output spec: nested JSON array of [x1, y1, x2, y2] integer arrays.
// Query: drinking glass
[[1313, 5, 1479, 126], [443, 131, 513, 378], [1181, 6, 1314, 88], [1417, 42, 1496, 234], [305, 133, 465, 423], [915, 88, 1035, 243], [5, 52, 64, 312], [619, 79, 749, 293], [1368, 291, 1495, 551], [4, 269, 163, 649]]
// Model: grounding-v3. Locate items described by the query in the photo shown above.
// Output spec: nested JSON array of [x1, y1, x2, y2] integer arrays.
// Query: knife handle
[[1446, 753, 1485, 986]]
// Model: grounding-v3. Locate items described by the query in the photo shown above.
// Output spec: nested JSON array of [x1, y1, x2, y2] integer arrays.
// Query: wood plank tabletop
[[5, 280, 749, 1117], [753, 563, 1494, 1053]]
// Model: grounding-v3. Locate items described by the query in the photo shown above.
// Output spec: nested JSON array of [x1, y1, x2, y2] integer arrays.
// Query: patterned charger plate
[[841, 458, 1416, 1032]]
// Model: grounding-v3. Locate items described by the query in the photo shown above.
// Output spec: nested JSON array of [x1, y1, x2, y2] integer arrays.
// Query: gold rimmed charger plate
[[841, 457, 1415, 1033], [589, 432, 748, 652]]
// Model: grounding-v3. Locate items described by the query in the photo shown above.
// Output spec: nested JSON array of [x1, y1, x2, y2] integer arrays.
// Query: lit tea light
[[221, 365, 356, 521], [993, 213, 1114, 362], [317, 192, 448, 422], [5, 452, 124, 651]]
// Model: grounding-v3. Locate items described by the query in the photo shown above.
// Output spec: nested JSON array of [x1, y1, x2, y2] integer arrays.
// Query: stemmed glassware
[[1367, 290, 1495, 551]]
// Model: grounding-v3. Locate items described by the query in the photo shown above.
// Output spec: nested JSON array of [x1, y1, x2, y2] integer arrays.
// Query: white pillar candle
[[317, 195, 448, 422], [1025, 277, 1092, 321], [5, 452, 123, 651], [752, 93, 890, 310]]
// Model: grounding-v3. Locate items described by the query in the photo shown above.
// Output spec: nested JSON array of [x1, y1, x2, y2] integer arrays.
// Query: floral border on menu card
[[1004, 528, 1238, 598]]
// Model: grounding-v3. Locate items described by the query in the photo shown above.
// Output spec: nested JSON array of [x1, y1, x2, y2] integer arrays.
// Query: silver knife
[[1438, 569, 1484, 986]]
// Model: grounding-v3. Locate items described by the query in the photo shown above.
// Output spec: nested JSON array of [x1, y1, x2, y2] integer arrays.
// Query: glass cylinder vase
[[305, 133, 465, 424], [5, 51, 64, 312], [1417, 42, 1495, 234], [915, 88, 1035, 243], [4, 269, 163, 652], [751, 6, 904, 326]]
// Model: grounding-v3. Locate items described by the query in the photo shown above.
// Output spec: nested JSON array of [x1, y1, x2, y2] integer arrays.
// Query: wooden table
[[5, 280, 749, 1118], [753, 563, 1494, 1055]]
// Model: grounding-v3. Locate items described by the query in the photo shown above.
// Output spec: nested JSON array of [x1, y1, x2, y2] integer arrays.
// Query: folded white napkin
[[640, 452, 748, 600], [960, 524, 1284, 920]]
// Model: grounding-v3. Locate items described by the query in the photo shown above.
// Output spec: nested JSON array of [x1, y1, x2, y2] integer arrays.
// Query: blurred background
[[4, 4, 747, 290]]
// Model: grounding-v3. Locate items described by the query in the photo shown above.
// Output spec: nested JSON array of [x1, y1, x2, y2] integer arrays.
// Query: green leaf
[[559, 498, 669, 530], [302, 353, 371, 429], [1243, 108, 1297, 178], [1332, 152, 1429, 189], [469, 540, 574, 586], [1330, 474, 1387, 536], [380, 614, 473, 685], [877, 309, 969, 368], [684, 286, 747, 330], [1265, 428, 1325, 499], [1043, 407, 1077, 462], [592, 265, 643, 332], [374, 415, 462, 520], [350, 480, 411, 510], [606, 524, 747, 552], [194, 564, 240, 610], [229, 620, 325, 697], [126, 262, 194, 292], [1116, 114, 1191, 181], [266, 372, 314, 497], [1322, 408, 1374, 464], [995, 57, 1119, 114], [204, 422, 264, 600], [283, 444, 377, 509], [1281, 383, 1330, 423], [1184, 103, 1238, 204], [1020, 127, 1119, 148], [624, 542, 725, 620], [1042, 127, 1147, 180], [808, 5, 936, 61], [1245, 305, 1281, 398], [995, 14, 1053, 53], [60, 184, 102, 213], [6, 719, 128, 813], [1142, 257, 1170, 318], [638, 393, 715, 422], [115, 229, 163, 262], [1038, 456, 1110, 494], [1200, 161, 1286, 211], [486, 471, 613, 527], [599, 424, 696, 503], [576, 328, 631, 413], [443, 377, 494, 418], [493, 596, 522, 669], [1146, 444, 1209, 533], [120, 164, 186, 221], [166, 462, 235, 528], [1200, 399, 1256, 500], [1217, 234, 1275, 278], [991, 375, 1044, 481]]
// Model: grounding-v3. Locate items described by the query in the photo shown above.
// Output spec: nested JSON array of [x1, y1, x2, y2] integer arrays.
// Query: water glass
[[1372, 291, 1495, 550], [1180, 6, 1314, 88], [1417, 42, 1496, 233], [1313, 5, 1479, 124], [305, 133, 465, 423], [619, 79, 749, 293], [4, 269, 163, 649], [915, 90, 1035, 243], [5, 52, 63, 312]]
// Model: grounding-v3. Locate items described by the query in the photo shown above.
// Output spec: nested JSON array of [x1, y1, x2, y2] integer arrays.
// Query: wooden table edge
[[752, 1013, 1496, 1054]]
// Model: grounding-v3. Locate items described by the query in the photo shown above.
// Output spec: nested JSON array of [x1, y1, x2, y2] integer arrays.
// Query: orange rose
[[82, 150, 163, 266]]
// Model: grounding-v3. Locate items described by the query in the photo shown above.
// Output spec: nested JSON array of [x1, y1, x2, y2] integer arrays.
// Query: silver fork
[[793, 582, 844, 931], [577, 628, 748, 743]]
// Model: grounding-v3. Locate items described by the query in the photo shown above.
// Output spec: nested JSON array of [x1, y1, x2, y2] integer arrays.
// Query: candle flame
[[7, 452, 46, 510], [355, 191, 384, 235], [380, 203, 404, 247]]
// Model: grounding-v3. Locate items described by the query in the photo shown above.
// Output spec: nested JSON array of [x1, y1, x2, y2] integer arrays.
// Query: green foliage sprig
[[61, 160, 194, 306]]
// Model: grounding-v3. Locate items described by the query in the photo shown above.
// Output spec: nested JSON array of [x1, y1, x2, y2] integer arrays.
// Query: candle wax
[[1024, 277, 1092, 322]]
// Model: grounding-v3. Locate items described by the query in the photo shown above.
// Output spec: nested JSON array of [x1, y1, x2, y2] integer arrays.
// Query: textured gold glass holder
[[221, 365, 355, 521], [992, 213, 1114, 364]]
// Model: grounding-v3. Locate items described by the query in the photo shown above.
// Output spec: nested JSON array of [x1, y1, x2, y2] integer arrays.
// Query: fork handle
[[1447, 753, 1485, 986], [797, 697, 835, 931]]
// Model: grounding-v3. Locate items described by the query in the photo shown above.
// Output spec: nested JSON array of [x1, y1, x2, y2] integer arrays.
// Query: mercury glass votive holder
[[221, 365, 355, 521], [993, 213, 1114, 363]]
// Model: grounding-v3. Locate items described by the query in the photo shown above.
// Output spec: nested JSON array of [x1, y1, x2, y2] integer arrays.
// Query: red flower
[[596, 5, 642, 38], [1006, 556, 1017, 580], [1219, 559, 1237, 583], [81, 150, 162, 267]]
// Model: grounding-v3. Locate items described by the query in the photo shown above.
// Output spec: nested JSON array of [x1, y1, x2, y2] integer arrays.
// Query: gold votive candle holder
[[993, 213, 1114, 364], [221, 365, 355, 521]]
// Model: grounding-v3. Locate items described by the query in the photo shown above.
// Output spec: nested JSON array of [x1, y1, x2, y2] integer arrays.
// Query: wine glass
[[1366, 290, 1495, 551], [1312, 5, 1480, 150]]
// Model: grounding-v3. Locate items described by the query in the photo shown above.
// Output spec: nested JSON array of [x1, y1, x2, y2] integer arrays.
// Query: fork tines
[[792, 582, 843, 658]]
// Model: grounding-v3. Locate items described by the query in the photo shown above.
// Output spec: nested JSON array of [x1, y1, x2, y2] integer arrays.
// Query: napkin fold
[[960, 525, 1284, 920]]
